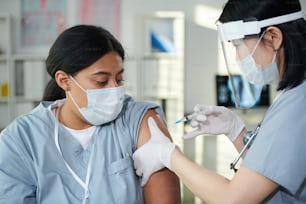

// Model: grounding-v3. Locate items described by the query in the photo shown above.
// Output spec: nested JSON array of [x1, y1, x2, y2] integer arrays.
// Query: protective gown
[[0, 95, 163, 204]]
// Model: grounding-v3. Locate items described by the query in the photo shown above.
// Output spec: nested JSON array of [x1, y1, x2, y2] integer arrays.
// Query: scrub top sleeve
[[0, 131, 36, 204]]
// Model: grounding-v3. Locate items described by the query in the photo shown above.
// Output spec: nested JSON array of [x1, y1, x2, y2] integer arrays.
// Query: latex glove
[[133, 117, 176, 186], [183, 105, 245, 141]]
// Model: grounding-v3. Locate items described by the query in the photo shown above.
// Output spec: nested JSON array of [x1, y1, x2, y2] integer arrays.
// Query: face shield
[[217, 11, 304, 109]]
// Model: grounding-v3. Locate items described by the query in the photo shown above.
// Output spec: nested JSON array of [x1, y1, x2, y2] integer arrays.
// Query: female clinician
[[0, 25, 181, 203], [133, 0, 306, 203]]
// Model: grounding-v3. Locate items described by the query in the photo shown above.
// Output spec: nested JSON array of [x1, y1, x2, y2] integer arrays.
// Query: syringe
[[175, 113, 194, 124]]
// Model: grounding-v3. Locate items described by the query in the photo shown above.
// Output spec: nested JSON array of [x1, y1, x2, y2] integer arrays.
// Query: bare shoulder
[[136, 109, 171, 148]]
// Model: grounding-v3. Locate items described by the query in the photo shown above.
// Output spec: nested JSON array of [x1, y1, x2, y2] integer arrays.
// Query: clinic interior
[[1, 0, 306, 203]]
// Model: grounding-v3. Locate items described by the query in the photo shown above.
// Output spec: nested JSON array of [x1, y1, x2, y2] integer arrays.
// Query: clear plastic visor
[[220, 35, 264, 109]]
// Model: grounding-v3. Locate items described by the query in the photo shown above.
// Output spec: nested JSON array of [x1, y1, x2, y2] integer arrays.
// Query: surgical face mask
[[68, 76, 125, 126], [237, 35, 279, 86]]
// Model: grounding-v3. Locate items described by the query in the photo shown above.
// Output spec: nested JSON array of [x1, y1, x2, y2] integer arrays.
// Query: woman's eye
[[117, 79, 125, 84], [95, 79, 124, 86], [96, 81, 108, 86]]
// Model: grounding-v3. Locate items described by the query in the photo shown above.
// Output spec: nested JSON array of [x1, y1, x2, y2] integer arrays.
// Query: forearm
[[171, 148, 232, 203], [232, 128, 247, 153]]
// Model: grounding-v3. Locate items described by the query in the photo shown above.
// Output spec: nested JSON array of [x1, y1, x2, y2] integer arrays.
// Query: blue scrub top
[[0, 95, 164, 204], [242, 80, 306, 203]]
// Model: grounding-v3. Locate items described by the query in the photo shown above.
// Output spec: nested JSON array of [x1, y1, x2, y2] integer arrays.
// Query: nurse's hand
[[183, 105, 245, 142], [133, 117, 176, 186]]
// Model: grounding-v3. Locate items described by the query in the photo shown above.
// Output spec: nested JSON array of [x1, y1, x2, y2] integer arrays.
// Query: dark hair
[[42, 25, 125, 101], [218, 0, 306, 91], [42, 78, 66, 101]]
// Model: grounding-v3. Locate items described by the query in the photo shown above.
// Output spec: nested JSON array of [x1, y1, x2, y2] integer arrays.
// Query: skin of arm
[[171, 145, 278, 204], [136, 109, 181, 204], [233, 128, 252, 159], [233, 128, 247, 153]]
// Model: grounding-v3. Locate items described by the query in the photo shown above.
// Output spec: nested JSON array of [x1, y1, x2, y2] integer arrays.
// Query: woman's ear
[[264, 26, 283, 51], [55, 70, 70, 91]]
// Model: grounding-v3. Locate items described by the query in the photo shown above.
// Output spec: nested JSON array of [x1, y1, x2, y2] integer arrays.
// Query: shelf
[[0, 13, 10, 62], [0, 14, 10, 108], [143, 53, 181, 60], [12, 54, 47, 61], [15, 96, 41, 103], [0, 55, 8, 61], [0, 13, 49, 127], [0, 97, 8, 103], [0, 13, 9, 19]]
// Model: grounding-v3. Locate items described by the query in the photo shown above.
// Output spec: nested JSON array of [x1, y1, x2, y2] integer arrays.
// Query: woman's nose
[[109, 79, 119, 87]]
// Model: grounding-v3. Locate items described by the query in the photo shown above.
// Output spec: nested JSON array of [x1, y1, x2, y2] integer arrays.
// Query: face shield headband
[[216, 11, 304, 109], [217, 11, 304, 42]]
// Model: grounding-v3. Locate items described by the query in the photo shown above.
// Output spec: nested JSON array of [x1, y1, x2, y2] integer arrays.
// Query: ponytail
[[42, 79, 65, 101]]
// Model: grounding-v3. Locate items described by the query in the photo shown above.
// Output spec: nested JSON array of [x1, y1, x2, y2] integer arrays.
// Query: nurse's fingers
[[182, 129, 205, 140]]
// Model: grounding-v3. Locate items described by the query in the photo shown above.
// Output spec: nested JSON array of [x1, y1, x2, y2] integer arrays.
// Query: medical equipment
[[175, 113, 194, 124], [217, 11, 304, 42], [216, 11, 304, 109], [230, 123, 261, 172], [69, 76, 125, 126]]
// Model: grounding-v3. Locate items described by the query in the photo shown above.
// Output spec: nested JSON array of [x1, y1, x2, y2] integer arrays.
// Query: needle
[[175, 113, 194, 124]]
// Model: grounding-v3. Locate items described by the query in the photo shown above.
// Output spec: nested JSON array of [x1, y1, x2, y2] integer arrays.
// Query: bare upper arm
[[136, 109, 171, 148], [136, 109, 181, 203], [229, 166, 279, 203]]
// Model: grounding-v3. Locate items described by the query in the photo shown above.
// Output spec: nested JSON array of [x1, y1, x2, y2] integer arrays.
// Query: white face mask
[[238, 52, 279, 85], [68, 76, 125, 126], [237, 34, 279, 86]]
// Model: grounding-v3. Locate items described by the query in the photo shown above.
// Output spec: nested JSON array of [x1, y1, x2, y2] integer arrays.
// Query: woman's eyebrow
[[92, 71, 111, 76], [118, 68, 124, 75], [91, 68, 124, 76]]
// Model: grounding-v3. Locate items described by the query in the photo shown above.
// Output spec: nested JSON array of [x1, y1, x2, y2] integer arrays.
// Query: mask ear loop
[[250, 30, 266, 56], [70, 75, 87, 92], [68, 75, 88, 109], [250, 30, 278, 66], [272, 50, 277, 62], [67, 91, 82, 109]]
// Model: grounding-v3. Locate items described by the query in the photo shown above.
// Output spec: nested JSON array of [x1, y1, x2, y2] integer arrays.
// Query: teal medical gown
[[0, 95, 163, 204], [242, 80, 306, 203]]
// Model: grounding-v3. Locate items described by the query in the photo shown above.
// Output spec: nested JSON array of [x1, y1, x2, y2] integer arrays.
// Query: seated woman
[[0, 25, 181, 203]]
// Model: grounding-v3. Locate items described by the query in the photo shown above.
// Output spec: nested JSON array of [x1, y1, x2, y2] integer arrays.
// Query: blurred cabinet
[[123, 58, 139, 98], [124, 11, 185, 136], [0, 13, 48, 130], [0, 13, 11, 129], [123, 11, 185, 137], [143, 12, 184, 137], [135, 11, 188, 202], [10, 54, 48, 120], [142, 56, 182, 99]]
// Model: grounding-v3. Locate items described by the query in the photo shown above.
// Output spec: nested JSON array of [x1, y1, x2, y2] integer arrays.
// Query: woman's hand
[[183, 104, 245, 142], [133, 117, 176, 186]]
